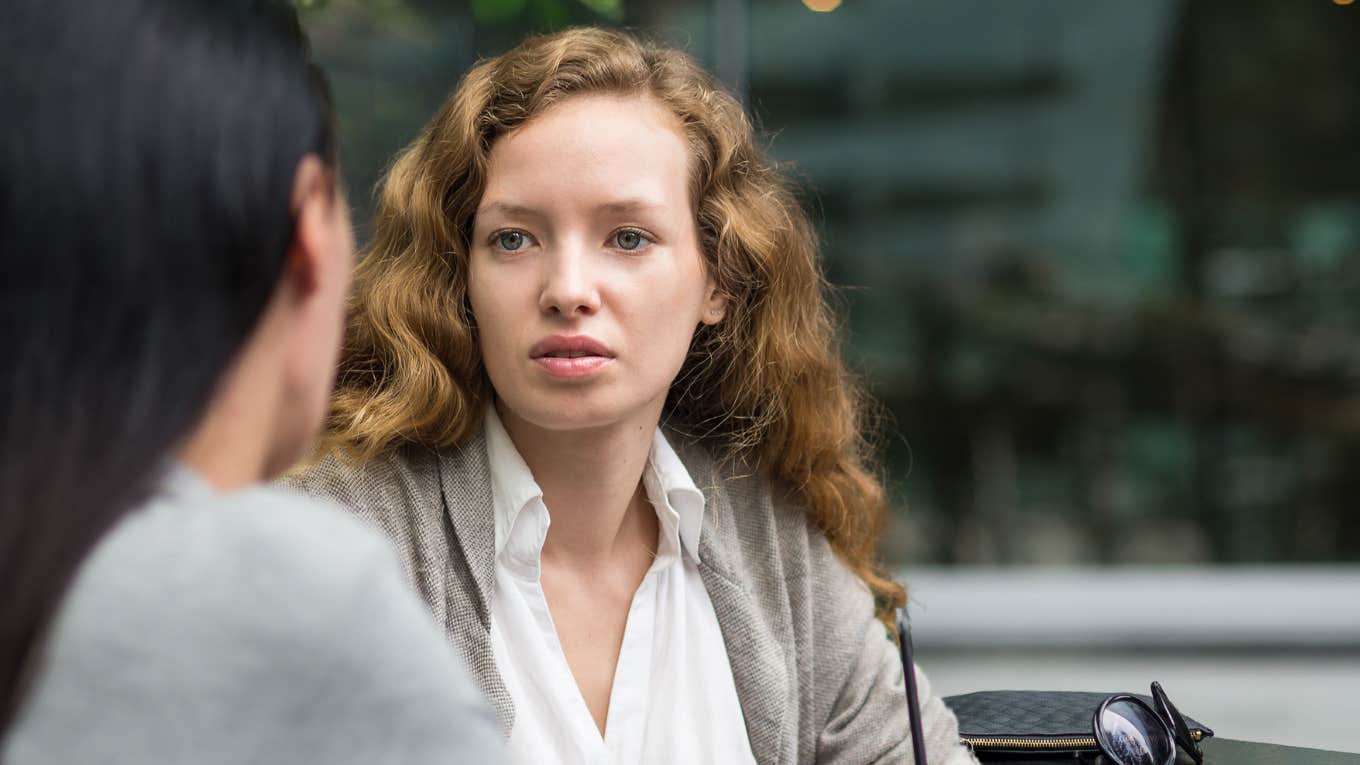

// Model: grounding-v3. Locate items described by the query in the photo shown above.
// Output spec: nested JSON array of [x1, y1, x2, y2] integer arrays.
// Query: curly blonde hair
[[322, 27, 905, 621]]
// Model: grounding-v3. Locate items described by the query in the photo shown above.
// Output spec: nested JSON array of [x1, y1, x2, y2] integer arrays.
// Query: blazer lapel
[[684, 439, 791, 765], [435, 429, 515, 734]]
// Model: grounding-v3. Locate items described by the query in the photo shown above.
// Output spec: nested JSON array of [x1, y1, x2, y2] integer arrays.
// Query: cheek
[[467, 255, 500, 317], [626, 265, 709, 370], [467, 260, 516, 365]]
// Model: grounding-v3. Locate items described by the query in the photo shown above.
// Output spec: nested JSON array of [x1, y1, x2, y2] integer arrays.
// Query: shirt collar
[[482, 407, 708, 574], [646, 427, 706, 565], [483, 407, 549, 578]]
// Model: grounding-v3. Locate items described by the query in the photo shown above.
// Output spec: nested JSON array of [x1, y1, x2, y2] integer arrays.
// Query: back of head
[[0, 0, 334, 730]]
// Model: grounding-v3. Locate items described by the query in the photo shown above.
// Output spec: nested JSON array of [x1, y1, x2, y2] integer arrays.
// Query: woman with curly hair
[[286, 26, 975, 765]]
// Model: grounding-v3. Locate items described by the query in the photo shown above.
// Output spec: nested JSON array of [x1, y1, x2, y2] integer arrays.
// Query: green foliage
[[576, 0, 622, 20], [300, 0, 615, 27], [471, 0, 528, 24]]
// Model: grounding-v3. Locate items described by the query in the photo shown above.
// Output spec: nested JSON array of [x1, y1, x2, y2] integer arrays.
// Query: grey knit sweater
[[284, 428, 978, 765], [4, 468, 502, 765]]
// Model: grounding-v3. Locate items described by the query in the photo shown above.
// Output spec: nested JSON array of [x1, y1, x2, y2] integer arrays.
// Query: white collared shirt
[[483, 408, 756, 765]]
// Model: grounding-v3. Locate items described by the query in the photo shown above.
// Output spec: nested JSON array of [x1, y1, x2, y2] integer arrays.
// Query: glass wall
[[304, 0, 1360, 570]]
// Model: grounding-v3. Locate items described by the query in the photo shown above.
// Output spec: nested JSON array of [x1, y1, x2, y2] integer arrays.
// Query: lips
[[530, 334, 615, 379], [529, 335, 614, 360]]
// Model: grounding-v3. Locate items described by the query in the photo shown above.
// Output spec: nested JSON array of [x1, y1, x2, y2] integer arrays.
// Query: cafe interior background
[[300, 0, 1360, 751]]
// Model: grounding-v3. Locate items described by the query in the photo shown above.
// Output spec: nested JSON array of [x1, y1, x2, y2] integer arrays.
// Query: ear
[[700, 276, 728, 326], [283, 154, 335, 299]]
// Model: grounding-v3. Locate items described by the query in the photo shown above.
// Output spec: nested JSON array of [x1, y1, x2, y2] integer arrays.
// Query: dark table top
[[986, 738, 1360, 764]]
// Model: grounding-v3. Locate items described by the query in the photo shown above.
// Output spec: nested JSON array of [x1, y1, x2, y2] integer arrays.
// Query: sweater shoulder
[[5, 486, 505, 765], [60, 485, 395, 641]]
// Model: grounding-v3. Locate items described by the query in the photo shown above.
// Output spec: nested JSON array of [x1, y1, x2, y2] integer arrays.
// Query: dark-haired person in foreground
[[0, 1, 500, 762]]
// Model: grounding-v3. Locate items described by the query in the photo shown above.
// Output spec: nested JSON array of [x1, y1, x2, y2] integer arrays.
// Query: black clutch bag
[[944, 690, 1214, 760]]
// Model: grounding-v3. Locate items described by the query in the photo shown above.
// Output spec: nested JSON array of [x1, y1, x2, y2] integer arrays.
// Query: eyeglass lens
[[1096, 698, 1177, 765]]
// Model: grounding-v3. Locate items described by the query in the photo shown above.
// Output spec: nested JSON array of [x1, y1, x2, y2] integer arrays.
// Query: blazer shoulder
[[684, 435, 878, 641], [278, 444, 442, 518], [669, 431, 824, 587]]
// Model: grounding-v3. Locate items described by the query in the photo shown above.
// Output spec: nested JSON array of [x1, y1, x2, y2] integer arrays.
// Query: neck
[[178, 344, 283, 493], [497, 400, 661, 565]]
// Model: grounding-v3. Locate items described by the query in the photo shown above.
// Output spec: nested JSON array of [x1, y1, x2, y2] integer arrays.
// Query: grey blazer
[[283, 428, 975, 765]]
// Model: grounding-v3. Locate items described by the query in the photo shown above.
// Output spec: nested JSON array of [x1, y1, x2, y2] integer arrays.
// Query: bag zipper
[[962, 729, 1205, 752], [962, 736, 1098, 751]]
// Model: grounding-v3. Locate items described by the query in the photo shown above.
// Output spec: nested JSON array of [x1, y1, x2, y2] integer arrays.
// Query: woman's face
[[468, 93, 725, 435]]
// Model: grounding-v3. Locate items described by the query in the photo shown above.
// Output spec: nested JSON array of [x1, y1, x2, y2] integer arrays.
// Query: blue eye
[[614, 229, 649, 251], [497, 230, 527, 251]]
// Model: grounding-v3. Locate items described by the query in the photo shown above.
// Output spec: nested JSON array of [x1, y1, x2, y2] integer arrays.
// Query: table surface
[[984, 738, 1360, 764]]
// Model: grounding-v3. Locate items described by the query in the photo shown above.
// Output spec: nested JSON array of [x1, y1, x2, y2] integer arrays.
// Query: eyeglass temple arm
[[897, 606, 929, 765]]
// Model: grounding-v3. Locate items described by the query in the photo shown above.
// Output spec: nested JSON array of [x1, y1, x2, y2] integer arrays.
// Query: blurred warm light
[[1335, 0, 1354, 5], [802, 0, 843, 11]]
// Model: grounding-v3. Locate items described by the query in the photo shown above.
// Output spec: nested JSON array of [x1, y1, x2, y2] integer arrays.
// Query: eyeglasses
[[1092, 682, 1213, 765]]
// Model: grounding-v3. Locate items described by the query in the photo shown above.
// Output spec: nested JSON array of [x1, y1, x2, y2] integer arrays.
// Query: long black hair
[[0, 0, 336, 730]]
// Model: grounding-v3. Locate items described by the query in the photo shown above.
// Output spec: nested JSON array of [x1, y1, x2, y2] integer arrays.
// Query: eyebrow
[[594, 198, 666, 215], [475, 197, 667, 220], [475, 201, 545, 221]]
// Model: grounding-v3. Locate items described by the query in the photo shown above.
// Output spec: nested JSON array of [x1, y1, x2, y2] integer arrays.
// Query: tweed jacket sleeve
[[806, 525, 976, 764], [673, 437, 978, 765]]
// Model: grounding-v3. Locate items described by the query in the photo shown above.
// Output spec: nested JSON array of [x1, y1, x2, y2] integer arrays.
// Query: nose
[[538, 238, 600, 318]]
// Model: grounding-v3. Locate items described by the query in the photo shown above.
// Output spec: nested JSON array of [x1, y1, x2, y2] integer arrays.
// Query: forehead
[[479, 93, 692, 215]]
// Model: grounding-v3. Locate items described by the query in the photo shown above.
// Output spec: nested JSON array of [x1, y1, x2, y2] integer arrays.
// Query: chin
[[499, 386, 652, 434], [517, 403, 620, 433]]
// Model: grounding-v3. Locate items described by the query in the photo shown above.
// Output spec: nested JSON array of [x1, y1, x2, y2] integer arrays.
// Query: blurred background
[[300, 0, 1360, 752]]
